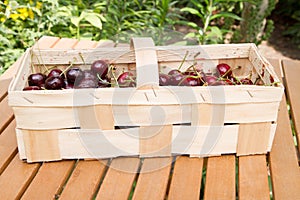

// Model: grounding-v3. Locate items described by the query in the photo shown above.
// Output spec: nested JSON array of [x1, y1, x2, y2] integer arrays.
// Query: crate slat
[[16, 124, 276, 162]]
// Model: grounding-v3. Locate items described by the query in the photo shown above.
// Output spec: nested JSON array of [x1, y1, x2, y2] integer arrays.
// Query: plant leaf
[[71, 17, 80, 27], [180, 7, 202, 18], [84, 13, 102, 29], [210, 12, 242, 21]]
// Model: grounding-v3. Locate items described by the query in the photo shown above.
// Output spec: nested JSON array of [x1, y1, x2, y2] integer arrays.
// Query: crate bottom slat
[[16, 123, 277, 163]]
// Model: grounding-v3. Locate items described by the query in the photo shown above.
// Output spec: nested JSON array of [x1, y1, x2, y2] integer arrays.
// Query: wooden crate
[[8, 38, 284, 162]]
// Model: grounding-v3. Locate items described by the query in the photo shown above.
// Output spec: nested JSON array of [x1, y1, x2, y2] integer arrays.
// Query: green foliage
[[180, 0, 244, 44], [0, 0, 278, 75]]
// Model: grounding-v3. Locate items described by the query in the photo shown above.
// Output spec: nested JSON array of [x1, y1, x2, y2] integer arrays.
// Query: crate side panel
[[22, 129, 61, 162], [8, 86, 283, 107], [171, 125, 239, 157], [12, 101, 279, 130], [237, 122, 272, 156], [9, 49, 32, 91], [139, 125, 172, 157], [30, 44, 251, 65], [58, 129, 139, 159]]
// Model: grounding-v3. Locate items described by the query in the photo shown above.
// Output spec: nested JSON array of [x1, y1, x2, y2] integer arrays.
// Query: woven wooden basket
[[8, 38, 284, 162]]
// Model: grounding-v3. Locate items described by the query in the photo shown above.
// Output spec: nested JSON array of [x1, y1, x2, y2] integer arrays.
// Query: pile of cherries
[[159, 63, 253, 86], [24, 60, 114, 91], [23, 59, 258, 91]]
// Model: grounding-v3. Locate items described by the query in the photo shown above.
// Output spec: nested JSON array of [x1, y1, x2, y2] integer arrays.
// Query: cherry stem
[[109, 65, 119, 87], [78, 52, 86, 66], [60, 58, 76, 76], [191, 65, 205, 84], [96, 74, 115, 86], [178, 51, 189, 71], [221, 66, 241, 78]]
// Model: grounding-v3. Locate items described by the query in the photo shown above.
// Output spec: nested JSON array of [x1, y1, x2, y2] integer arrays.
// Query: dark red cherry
[[117, 72, 136, 88], [45, 76, 64, 90], [28, 73, 46, 87], [159, 73, 171, 86], [75, 79, 98, 88], [64, 80, 74, 89], [168, 69, 181, 76], [169, 73, 185, 86], [240, 78, 253, 85], [179, 76, 201, 86], [91, 60, 109, 79], [66, 67, 84, 84], [23, 86, 41, 91], [183, 70, 197, 76], [82, 70, 97, 81], [204, 75, 218, 85], [224, 78, 235, 85], [270, 75, 274, 83], [210, 80, 226, 86], [216, 63, 232, 77], [47, 68, 65, 79]]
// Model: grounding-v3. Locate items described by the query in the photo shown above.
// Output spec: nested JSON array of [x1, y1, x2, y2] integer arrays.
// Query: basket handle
[[130, 37, 159, 89]]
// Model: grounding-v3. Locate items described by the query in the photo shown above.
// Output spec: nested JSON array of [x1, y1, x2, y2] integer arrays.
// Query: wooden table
[[0, 36, 299, 200]]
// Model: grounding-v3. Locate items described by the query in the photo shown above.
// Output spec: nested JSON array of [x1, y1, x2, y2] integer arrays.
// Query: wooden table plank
[[21, 161, 75, 200], [52, 38, 79, 49], [168, 156, 203, 200], [0, 155, 40, 200], [33, 36, 60, 49], [0, 120, 17, 174], [238, 155, 270, 200], [0, 78, 11, 101], [0, 96, 14, 133], [96, 157, 140, 200], [74, 39, 98, 49], [132, 157, 172, 200], [204, 155, 236, 200], [59, 160, 107, 200], [282, 59, 300, 153], [268, 59, 300, 200]]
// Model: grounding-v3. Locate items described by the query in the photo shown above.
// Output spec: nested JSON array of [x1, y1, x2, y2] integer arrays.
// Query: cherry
[[91, 60, 109, 79], [203, 75, 218, 85], [183, 70, 197, 76], [159, 73, 171, 86], [75, 79, 98, 88], [168, 69, 181, 76], [45, 76, 65, 90], [240, 78, 253, 85], [82, 70, 97, 81], [270, 75, 274, 83], [66, 67, 84, 84], [210, 80, 226, 86], [28, 73, 46, 87], [216, 63, 232, 77], [74, 70, 98, 88], [64, 80, 74, 89], [224, 78, 235, 85], [179, 76, 201, 86], [117, 72, 136, 88], [47, 68, 65, 79], [169, 73, 185, 86], [23, 86, 41, 91]]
